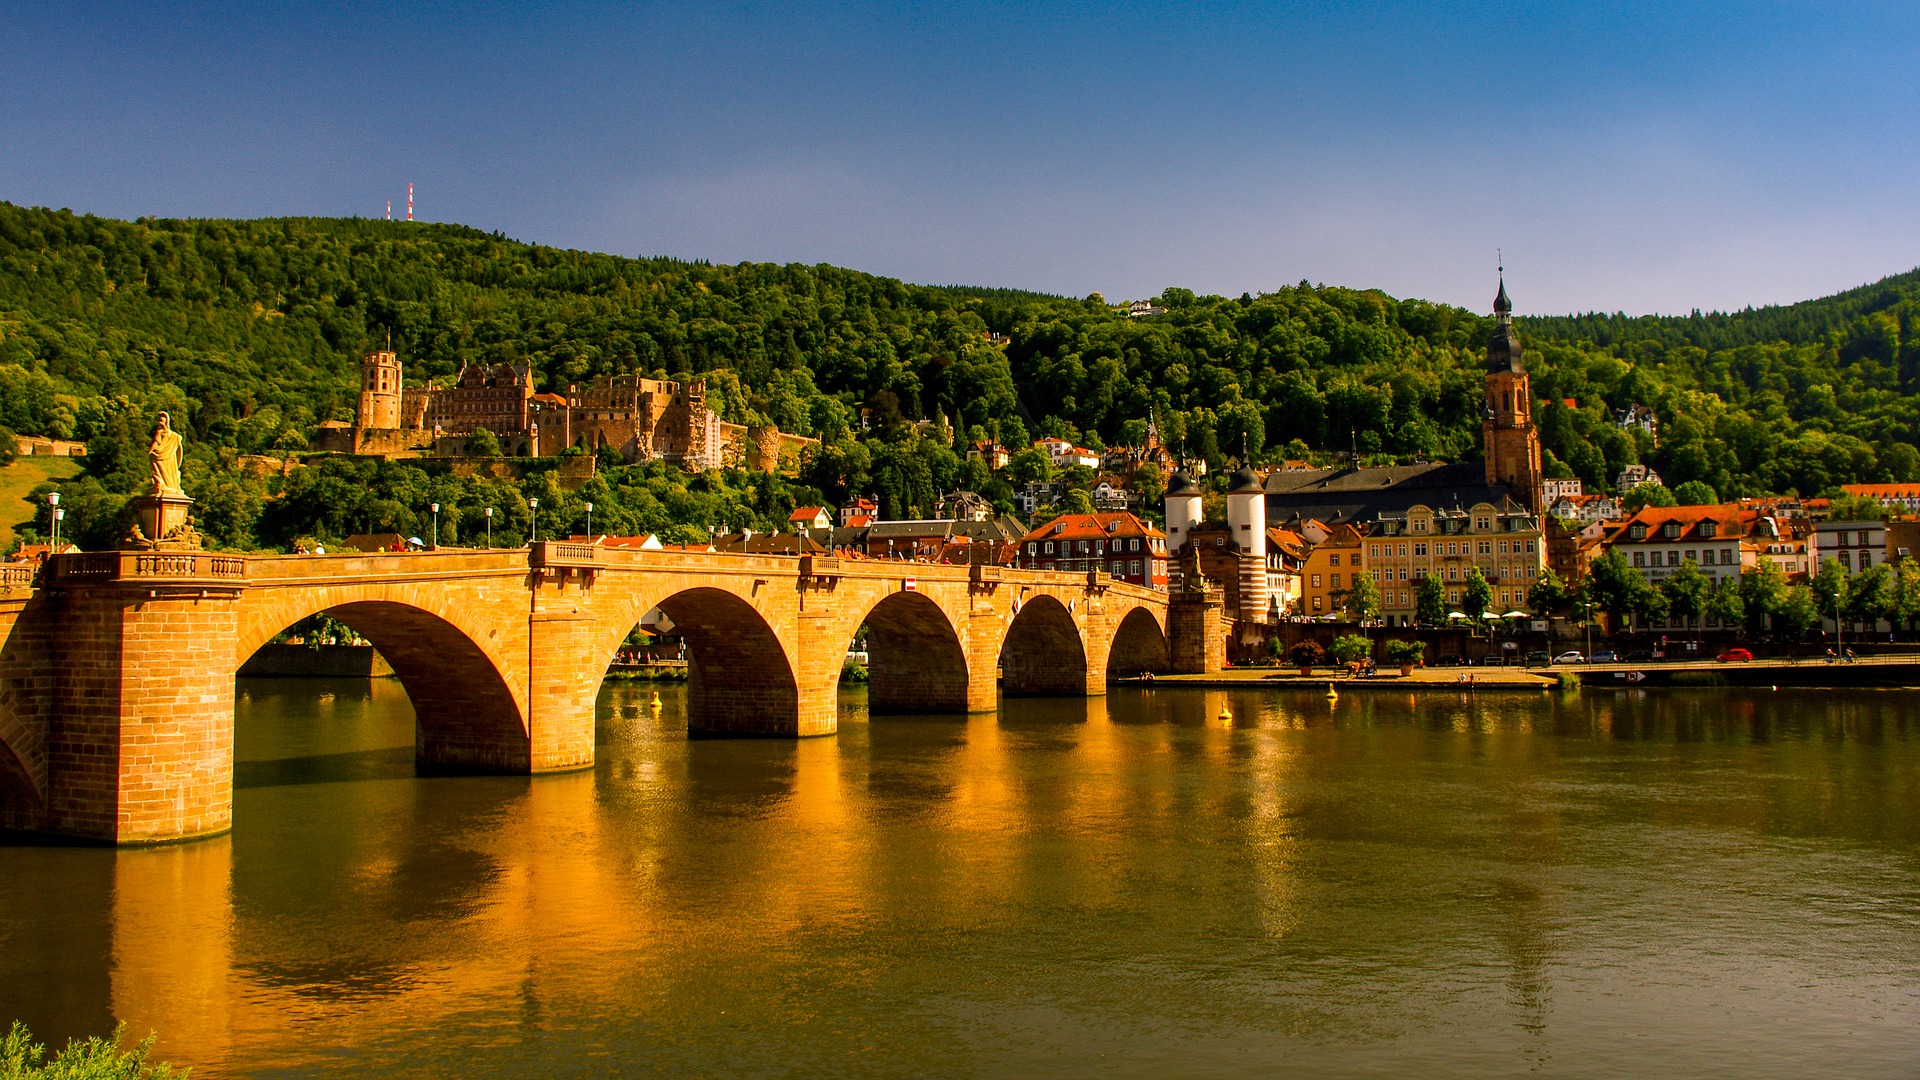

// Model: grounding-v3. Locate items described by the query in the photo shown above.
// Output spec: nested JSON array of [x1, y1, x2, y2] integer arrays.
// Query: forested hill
[[3, 200, 1920, 510]]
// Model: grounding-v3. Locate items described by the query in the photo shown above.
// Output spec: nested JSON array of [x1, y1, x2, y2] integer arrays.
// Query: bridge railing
[[44, 551, 249, 587], [0, 563, 36, 591]]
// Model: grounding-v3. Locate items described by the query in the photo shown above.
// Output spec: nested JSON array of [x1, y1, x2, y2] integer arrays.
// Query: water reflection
[[0, 684, 1917, 1076]]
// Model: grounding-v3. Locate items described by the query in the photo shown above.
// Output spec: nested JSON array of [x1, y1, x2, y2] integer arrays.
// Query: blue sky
[[4, 2, 1917, 315]]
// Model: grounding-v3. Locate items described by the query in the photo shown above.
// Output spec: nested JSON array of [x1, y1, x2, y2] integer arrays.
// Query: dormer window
[[1699, 522, 1717, 539], [1662, 522, 1681, 539], [1629, 524, 1648, 540]]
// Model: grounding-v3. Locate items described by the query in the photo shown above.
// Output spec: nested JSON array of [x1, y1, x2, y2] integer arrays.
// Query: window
[[1131, 560, 1143, 575], [1685, 550, 1696, 564], [1498, 541, 1509, 555], [1131, 538, 1140, 551], [1526, 541, 1537, 554], [1667, 552, 1680, 567], [1398, 568, 1407, 580], [1861, 551, 1873, 569], [1312, 596, 1323, 611], [1838, 531, 1850, 546], [1370, 545, 1379, 557], [1478, 542, 1492, 555], [1330, 554, 1341, 566], [1331, 573, 1342, 588], [1045, 542, 1054, 554], [1311, 574, 1322, 588], [1398, 544, 1408, 556], [1633, 552, 1645, 568], [1723, 548, 1734, 564], [1448, 567, 1459, 581], [1414, 543, 1427, 556], [1026, 543, 1036, 555]]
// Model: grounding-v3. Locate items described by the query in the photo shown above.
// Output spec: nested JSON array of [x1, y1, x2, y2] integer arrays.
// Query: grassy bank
[[0, 456, 83, 550]]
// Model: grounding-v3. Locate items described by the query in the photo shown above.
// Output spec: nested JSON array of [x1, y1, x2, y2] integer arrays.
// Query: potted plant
[[1384, 639, 1425, 676], [1287, 639, 1327, 676], [1330, 633, 1372, 676]]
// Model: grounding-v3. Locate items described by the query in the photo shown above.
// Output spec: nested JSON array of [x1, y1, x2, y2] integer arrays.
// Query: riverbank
[[1123, 655, 1920, 692]]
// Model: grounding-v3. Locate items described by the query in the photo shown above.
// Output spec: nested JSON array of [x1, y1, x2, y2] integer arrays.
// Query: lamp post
[[46, 492, 60, 549], [485, 506, 493, 547], [429, 503, 439, 549], [585, 501, 594, 541], [528, 498, 539, 544]]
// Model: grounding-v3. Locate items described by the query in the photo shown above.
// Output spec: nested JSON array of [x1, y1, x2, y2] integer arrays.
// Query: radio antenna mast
[[407, 182, 414, 222]]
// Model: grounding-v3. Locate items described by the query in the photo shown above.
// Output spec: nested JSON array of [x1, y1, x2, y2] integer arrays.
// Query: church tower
[[357, 349, 404, 431], [1482, 275, 1544, 512]]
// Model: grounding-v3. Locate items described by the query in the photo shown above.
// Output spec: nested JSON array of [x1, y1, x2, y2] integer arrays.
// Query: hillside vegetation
[[1, 201, 1917, 550]]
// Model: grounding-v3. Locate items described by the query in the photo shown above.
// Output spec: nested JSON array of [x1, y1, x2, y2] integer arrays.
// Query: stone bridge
[[0, 544, 1220, 844]]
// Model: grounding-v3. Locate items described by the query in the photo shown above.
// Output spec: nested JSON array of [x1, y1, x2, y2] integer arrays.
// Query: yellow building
[[1364, 500, 1546, 625]]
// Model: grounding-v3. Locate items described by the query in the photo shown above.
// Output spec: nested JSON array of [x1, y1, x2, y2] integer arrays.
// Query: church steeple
[[1482, 264, 1542, 512], [1485, 265, 1524, 374]]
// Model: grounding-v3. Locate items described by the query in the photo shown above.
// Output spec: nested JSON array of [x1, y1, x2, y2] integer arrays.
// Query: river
[[4, 679, 1919, 1077]]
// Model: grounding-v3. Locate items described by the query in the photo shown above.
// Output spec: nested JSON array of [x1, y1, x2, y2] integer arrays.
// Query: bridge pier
[[524, 610, 600, 771], [49, 586, 240, 844]]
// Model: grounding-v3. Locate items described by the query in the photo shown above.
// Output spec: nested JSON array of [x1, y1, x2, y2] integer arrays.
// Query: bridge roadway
[[0, 543, 1211, 844]]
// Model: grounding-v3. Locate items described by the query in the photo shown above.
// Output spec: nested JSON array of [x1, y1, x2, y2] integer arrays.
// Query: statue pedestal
[[125, 493, 201, 550]]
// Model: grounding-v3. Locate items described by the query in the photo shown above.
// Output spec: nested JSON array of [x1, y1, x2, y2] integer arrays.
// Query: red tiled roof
[[1019, 511, 1164, 544]]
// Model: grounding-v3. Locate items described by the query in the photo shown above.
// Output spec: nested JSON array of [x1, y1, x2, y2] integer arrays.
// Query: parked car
[[1553, 651, 1585, 665], [1624, 649, 1655, 663], [1590, 649, 1620, 663], [1525, 651, 1550, 666], [1717, 647, 1754, 663]]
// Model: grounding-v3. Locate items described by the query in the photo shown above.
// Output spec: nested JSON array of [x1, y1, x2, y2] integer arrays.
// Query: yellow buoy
[[649, 691, 662, 710], [1325, 681, 1339, 700], [1218, 703, 1233, 722]]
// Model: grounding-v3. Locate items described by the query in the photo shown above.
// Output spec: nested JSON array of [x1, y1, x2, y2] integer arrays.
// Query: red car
[[1716, 647, 1754, 663]]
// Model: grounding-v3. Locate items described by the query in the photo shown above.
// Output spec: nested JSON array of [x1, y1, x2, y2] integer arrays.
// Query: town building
[[1362, 499, 1547, 624], [1839, 483, 1920, 514], [1615, 463, 1663, 493], [1602, 504, 1757, 588], [935, 489, 994, 522], [1814, 519, 1885, 575], [1547, 492, 1623, 524], [1016, 512, 1168, 588], [1617, 404, 1660, 443], [839, 497, 878, 527], [1036, 437, 1103, 470], [788, 506, 834, 531], [1542, 477, 1585, 504], [1297, 522, 1367, 619]]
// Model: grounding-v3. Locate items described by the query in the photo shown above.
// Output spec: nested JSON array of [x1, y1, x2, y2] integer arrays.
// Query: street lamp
[[46, 492, 60, 549], [585, 501, 594, 540], [528, 498, 539, 544], [429, 503, 439, 549], [485, 506, 494, 547]]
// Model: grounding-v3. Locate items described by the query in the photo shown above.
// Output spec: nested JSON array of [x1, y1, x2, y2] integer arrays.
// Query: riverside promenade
[[1127, 654, 1920, 692]]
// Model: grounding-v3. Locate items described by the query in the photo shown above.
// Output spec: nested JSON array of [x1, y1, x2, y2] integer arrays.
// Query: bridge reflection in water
[[15, 680, 1917, 1077]]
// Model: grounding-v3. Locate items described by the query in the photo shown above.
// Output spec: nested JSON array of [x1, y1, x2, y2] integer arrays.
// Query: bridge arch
[[1106, 604, 1171, 680], [594, 584, 799, 736], [1000, 594, 1088, 696], [844, 590, 970, 714], [240, 596, 528, 771]]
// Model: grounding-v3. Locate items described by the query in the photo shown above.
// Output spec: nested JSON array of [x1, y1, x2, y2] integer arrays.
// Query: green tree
[[1823, 492, 1887, 521], [1812, 556, 1852, 631], [1006, 447, 1053, 485], [1585, 550, 1641, 625], [1415, 574, 1446, 626], [1060, 488, 1095, 515], [1659, 558, 1712, 633], [1526, 567, 1572, 616], [1845, 562, 1894, 627], [1621, 483, 1677, 511], [1895, 557, 1920, 633], [1704, 578, 1745, 629], [1670, 479, 1718, 505], [467, 426, 503, 458], [1774, 585, 1821, 640], [1461, 566, 1493, 622], [1342, 571, 1382, 624], [1739, 559, 1789, 633]]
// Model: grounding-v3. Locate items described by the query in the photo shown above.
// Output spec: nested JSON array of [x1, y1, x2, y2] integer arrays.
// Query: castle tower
[[1226, 465, 1268, 624], [1482, 275, 1544, 512], [357, 350, 404, 431], [1163, 471, 1203, 589]]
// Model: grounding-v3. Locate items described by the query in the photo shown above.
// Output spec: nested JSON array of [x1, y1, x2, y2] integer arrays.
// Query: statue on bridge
[[123, 411, 200, 551], [149, 411, 185, 497]]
